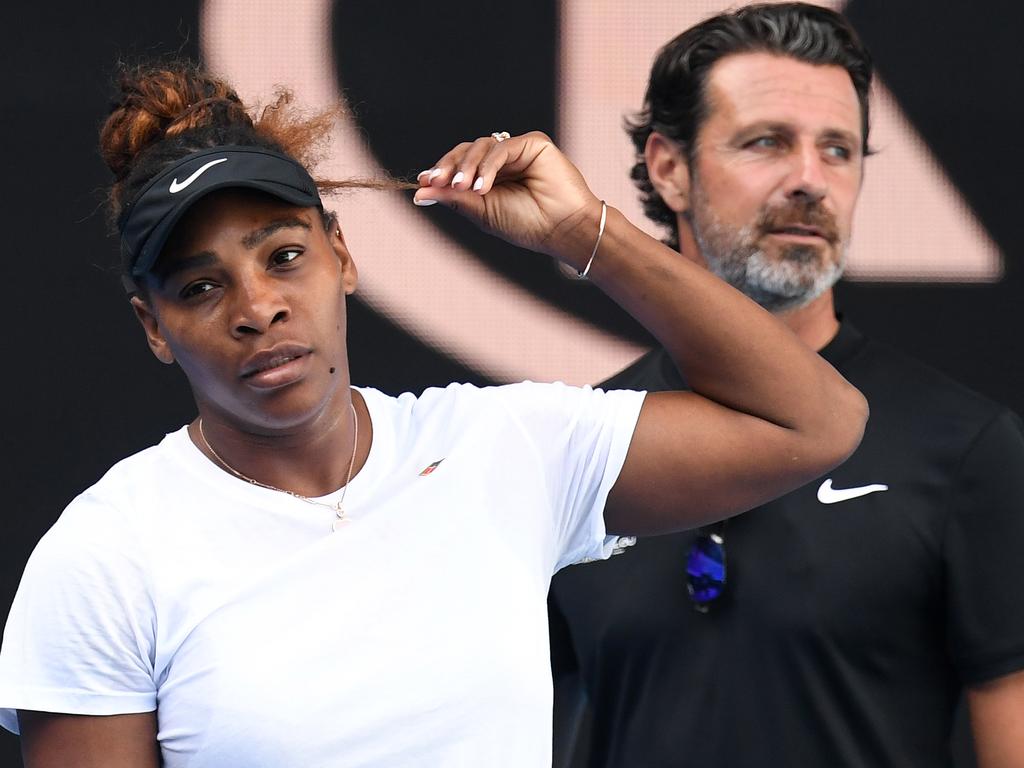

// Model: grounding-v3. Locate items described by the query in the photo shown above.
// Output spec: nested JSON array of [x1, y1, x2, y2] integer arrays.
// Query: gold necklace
[[197, 402, 359, 533]]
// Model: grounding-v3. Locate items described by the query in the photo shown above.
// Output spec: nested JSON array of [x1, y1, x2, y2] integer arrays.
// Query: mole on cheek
[[329, 367, 336, 374]]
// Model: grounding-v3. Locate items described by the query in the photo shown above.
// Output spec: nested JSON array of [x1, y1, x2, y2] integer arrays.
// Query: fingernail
[[414, 198, 438, 207], [472, 176, 484, 192], [428, 168, 444, 181], [451, 171, 465, 187], [417, 169, 433, 180]]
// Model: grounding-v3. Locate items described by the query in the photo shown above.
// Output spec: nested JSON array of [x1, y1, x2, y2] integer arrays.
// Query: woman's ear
[[333, 226, 358, 295], [645, 132, 692, 214], [130, 296, 176, 364]]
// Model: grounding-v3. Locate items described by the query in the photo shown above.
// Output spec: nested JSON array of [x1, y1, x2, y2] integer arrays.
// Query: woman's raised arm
[[414, 131, 867, 534]]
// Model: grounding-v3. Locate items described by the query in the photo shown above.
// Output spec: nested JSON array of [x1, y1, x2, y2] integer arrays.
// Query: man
[[549, 4, 1024, 767]]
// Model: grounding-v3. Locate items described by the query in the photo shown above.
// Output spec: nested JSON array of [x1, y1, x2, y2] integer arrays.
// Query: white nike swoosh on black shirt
[[169, 158, 228, 193], [816, 478, 889, 504]]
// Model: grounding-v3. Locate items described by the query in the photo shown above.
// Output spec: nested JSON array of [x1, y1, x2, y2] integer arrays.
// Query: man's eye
[[824, 144, 852, 160], [749, 136, 780, 149], [272, 248, 302, 266]]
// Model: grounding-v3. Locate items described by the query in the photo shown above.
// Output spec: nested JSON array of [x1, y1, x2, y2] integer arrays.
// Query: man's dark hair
[[627, 2, 873, 250]]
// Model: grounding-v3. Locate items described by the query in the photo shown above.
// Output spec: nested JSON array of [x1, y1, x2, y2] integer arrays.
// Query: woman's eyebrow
[[154, 251, 217, 288], [241, 217, 312, 249]]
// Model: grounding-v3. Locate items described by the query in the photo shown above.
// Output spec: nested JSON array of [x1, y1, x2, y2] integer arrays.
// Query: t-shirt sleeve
[[497, 382, 645, 572], [0, 494, 157, 734], [944, 408, 1024, 685]]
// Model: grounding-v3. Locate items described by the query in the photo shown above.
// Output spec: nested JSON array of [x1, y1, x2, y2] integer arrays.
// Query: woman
[[0, 63, 865, 767]]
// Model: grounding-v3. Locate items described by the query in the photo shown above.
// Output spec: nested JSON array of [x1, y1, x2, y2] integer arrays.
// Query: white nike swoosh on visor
[[816, 478, 889, 504], [169, 157, 229, 193]]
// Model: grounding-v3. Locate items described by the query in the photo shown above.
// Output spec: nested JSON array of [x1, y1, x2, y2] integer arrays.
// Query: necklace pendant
[[331, 507, 347, 533]]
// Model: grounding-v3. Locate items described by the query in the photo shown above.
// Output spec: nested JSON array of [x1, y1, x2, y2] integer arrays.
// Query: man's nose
[[231, 276, 289, 336], [784, 144, 828, 204]]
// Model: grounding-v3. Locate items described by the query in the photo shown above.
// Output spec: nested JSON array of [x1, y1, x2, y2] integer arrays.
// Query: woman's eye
[[180, 280, 217, 300], [272, 248, 302, 267]]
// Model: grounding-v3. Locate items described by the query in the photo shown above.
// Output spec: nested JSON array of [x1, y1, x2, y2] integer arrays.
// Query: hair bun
[[100, 62, 252, 182]]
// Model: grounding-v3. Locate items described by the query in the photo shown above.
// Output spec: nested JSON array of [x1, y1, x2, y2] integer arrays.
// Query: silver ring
[[490, 131, 511, 143]]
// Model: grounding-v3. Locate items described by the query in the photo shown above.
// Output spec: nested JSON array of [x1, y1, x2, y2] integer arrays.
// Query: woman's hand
[[413, 131, 602, 269]]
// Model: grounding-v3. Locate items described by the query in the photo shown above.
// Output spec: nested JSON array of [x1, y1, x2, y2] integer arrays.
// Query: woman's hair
[[100, 60, 408, 276]]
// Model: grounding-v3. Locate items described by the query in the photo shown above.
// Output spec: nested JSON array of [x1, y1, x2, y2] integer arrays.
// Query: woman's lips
[[240, 345, 312, 389]]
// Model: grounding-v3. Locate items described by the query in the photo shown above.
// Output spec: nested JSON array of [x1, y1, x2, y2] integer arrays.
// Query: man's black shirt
[[550, 321, 1024, 767]]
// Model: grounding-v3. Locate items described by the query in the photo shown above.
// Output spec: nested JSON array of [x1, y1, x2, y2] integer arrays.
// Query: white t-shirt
[[0, 381, 644, 767]]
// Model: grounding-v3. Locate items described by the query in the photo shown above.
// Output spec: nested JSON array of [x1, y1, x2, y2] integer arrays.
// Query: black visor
[[118, 145, 323, 284]]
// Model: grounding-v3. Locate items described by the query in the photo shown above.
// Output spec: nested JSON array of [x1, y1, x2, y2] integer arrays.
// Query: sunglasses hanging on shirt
[[686, 521, 727, 612]]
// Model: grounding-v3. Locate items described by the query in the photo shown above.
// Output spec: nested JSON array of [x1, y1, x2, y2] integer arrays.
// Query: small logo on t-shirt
[[419, 459, 444, 476], [816, 478, 889, 504]]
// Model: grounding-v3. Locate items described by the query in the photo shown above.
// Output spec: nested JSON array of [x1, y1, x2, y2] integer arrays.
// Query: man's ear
[[130, 296, 175, 365], [644, 132, 692, 214], [332, 226, 358, 295]]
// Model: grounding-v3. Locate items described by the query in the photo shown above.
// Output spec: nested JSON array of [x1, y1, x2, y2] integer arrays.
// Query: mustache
[[757, 201, 839, 243]]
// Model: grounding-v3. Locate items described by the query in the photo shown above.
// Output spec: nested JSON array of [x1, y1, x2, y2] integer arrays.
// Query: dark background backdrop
[[2, 1, 1021, 765]]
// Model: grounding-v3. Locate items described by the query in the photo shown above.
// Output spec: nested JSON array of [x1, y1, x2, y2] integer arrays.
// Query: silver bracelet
[[576, 200, 608, 279]]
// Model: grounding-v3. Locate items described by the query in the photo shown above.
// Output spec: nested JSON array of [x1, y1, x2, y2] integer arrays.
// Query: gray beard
[[690, 198, 847, 314]]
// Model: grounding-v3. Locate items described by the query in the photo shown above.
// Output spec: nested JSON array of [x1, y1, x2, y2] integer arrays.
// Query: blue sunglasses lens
[[686, 531, 726, 611]]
